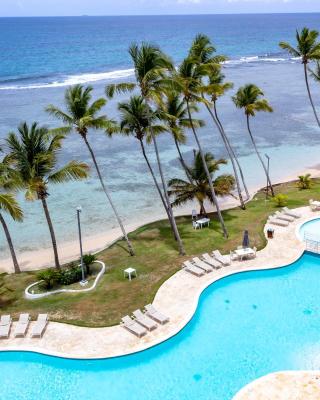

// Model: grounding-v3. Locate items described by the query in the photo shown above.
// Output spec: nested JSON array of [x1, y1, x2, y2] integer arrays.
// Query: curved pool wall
[[298, 217, 320, 241], [1, 252, 320, 400]]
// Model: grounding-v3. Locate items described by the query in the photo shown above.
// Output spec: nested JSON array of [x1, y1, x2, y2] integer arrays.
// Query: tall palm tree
[[6, 122, 89, 269], [168, 151, 235, 216], [167, 56, 229, 237], [232, 84, 274, 196], [46, 85, 135, 256], [280, 28, 320, 127], [0, 161, 23, 273], [106, 43, 185, 255]]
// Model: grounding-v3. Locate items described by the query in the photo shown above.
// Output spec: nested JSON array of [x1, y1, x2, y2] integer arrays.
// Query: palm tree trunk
[[186, 99, 228, 238], [40, 196, 61, 269], [246, 115, 275, 196], [304, 62, 320, 128], [82, 134, 135, 256], [213, 101, 250, 200], [205, 102, 246, 209], [173, 137, 193, 183], [0, 212, 20, 273], [151, 133, 186, 255]]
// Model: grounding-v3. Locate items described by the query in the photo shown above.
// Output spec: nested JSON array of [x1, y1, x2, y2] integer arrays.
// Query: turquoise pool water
[[1, 252, 320, 400], [299, 218, 320, 241]]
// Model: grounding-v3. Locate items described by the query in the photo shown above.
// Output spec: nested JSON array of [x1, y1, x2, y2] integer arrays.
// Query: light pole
[[265, 154, 270, 200], [77, 206, 88, 286]]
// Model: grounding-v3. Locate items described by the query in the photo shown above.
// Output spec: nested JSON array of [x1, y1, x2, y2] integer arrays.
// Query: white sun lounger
[[268, 217, 289, 227], [202, 253, 222, 269], [212, 250, 230, 266], [14, 313, 30, 337], [183, 261, 205, 277], [121, 315, 147, 337], [144, 304, 169, 325], [192, 257, 212, 273], [0, 315, 12, 339], [133, 309, 157, 331], [282, 207, 301, 219], [31, 314, 48, 338], [273, 211, 295, 222]]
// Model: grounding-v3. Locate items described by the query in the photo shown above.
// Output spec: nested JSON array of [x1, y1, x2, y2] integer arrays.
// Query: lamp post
[[265, 154, 270, 200], [77, 206, 88, 286]]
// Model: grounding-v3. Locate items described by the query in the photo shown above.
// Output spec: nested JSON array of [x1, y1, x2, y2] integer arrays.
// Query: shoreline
[[1, 165, 320, 273]]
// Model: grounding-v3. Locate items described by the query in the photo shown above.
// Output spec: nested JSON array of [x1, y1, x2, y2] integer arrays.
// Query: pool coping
[[0, 205, 317, 361]]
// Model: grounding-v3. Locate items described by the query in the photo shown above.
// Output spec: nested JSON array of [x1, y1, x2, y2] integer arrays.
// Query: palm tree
[[168, 151, 235, 216], [280, 28, 320, 127], [167, 56, 229, 237], [46, 85, 135, 256], [297, 173, 312, 189], [6, 122, 89, 269], [232, 84, 274, 196], [106, 43, 185, 255], [0, 160, 23, 273]]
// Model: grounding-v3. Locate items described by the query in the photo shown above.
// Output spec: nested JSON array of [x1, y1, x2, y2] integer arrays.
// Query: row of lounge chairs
[[268, 207, 301, 227], [182, 250, 231, 277], [121, 304, 169, 338], [0, 314, 48, 339]]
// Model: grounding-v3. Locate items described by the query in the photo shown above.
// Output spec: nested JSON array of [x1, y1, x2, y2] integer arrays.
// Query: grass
[[0, 179, 319, 327]]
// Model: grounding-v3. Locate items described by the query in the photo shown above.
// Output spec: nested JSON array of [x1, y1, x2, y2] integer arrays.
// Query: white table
[[123, 267, 137, 281], [235, 248, 256, 261], [196, 218, 210, 228]]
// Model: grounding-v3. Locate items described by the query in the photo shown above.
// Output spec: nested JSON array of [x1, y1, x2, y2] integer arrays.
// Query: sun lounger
[[192, 257, 213, 273], [14, 313, 30, 337], [133, 309, 157, 331], [0, 315, 12, 339], [268, 217, 289, 227], [212, 250, 231, 266], [202, 253, 222, 269], [309, 200, 320, 211], [121, 315, 147, 337], [183, 261, 205, 277], [282, 207, 301, 219], [144, 304, 169, 325], [273, 211, 295, 222], [31, 314, 48, 338]]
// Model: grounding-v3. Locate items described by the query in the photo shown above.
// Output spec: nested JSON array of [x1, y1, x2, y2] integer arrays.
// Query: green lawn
[[0, 179, 319, 327]]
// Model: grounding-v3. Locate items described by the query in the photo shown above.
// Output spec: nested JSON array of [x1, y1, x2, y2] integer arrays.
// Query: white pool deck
[[0, 205, 320, 399]]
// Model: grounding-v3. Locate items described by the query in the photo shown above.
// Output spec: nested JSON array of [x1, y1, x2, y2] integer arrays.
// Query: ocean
[[1, 13, 320, 261]]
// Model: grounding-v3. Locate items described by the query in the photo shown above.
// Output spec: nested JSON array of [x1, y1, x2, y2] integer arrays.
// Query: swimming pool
[[299, 217, 320, 241], [1, 252, 320, 400]]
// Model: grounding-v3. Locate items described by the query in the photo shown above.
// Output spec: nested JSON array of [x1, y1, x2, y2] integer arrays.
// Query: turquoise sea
[[1, 13, 320, 257]]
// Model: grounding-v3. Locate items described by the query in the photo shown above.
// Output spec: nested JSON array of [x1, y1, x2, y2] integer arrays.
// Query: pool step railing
[[304, 232, 320, 254]]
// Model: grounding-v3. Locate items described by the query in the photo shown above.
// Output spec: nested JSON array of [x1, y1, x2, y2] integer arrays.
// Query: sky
[[0, 0, 319, 17]]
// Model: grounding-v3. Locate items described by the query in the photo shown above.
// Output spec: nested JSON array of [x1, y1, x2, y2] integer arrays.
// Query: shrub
[[297, 174, 312, 190], [272, 193, 288, 207], [82, 254, 96, 275], [37, 269, 60, 290], [57, 263, 82, 286]]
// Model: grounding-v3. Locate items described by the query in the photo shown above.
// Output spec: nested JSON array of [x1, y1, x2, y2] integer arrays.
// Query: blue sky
[[1, 0, 319, 17]]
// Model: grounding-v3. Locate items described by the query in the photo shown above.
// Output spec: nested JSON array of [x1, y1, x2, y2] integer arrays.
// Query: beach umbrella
[[242, 230, 250, 248]]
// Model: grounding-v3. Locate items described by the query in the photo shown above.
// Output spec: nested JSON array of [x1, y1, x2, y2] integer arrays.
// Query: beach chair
[[268, 217, 289, 227], [14, 313, 30, 337], [183, 261, 205, 277], [282, 207, 301, 219], [202, 253, 221, 269], [0, 315, 12, 339], [309, 200, 320, 211], [144, 304, 169, 325], [212, 250, 231, 266], [192, 257, 212, 273], [31, 314, 48, 338], [273, 211, 295, 222], [133, 309, 157, 331], [192, 221, 200, 230], [121, 315, 147, 338]]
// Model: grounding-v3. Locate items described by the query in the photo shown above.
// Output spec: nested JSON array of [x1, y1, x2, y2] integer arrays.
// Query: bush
[[272, 193, 288, 207], [57, 263, 83, 286], [82, 254, 96, 275], [37, 269, 60, 290], [297, 174, 312, 190]]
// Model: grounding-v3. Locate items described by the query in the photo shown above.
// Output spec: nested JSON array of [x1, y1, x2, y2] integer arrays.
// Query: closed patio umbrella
[[242, 230, 250, 248]]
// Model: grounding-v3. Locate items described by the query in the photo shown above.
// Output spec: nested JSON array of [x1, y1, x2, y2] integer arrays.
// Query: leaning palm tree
[[106, 43, 185, 255], [168, 151, 235, 216], [0, 161, 23, 273], [6, 122, 89, 269], [232, 84, 274, 196], [280, 28, 320, 127], [46, 85, 135, 256]]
